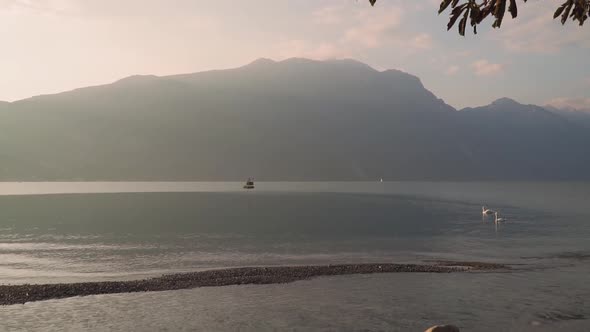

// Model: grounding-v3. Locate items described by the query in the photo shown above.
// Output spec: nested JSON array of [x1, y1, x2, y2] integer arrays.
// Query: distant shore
[[0, 261, 507, 306]]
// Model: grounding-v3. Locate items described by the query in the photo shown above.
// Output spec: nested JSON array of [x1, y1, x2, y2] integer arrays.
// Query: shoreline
[[0, 262, 507, 306]]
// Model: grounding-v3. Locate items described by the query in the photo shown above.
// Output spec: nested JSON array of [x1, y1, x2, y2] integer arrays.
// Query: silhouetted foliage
[[369, 0, 590, 36]]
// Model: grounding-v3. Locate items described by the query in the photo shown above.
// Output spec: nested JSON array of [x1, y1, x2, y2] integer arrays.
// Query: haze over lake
[[2, 0, 590, 330], [1, 57, 589, 331]]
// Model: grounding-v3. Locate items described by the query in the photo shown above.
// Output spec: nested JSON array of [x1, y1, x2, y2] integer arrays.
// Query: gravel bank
[[0, 261, 508, 305]]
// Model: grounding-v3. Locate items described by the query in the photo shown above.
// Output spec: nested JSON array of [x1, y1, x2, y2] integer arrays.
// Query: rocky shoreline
[[0, 261, 508, 305]]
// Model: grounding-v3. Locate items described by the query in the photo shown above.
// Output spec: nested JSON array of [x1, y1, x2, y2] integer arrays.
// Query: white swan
[[482, 206, 494, 215], [494, 211, 506, 223]]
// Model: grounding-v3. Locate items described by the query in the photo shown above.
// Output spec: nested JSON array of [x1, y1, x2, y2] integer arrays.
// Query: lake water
[[0, 182, 589, 331]]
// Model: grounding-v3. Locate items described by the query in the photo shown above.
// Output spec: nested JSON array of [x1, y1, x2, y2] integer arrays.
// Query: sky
[[0, 0, 589, 109]]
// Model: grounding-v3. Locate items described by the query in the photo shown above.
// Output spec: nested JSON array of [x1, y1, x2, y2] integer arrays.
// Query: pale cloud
[[398, 0, 438, 12], [275, 4, 432, 61], [272, 40, 351, 61], [0, 0, 74, 14], [312, 6, 343, 25], [445, 65, 460, 76], [0, 0, 234, 102], [1, 0, 584, 107], [495, 1, 590, 53], [411, 33, 433, 50], [546, 97, 590, 112], [471, 60, 505, 76], [455, 50, 473, 57], [343, 8, 403, 48], [340, 7, 435, 54]]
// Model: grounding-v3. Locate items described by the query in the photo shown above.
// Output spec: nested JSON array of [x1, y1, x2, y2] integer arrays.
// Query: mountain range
[[0, 58, 588, 181], [544, 105, 590, 129]]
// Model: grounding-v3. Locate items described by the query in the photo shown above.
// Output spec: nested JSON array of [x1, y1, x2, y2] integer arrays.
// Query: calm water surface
[[0, 182, 589, 331]]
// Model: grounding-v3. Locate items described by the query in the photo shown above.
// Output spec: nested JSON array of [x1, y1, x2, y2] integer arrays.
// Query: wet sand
[[0, 262, 508, 305]]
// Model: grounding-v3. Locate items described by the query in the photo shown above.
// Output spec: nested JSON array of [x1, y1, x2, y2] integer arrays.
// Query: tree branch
[[369, 0, 590, 35]]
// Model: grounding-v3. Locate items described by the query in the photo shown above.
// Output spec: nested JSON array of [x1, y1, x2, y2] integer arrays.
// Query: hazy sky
[[1, 0, 589, 109]]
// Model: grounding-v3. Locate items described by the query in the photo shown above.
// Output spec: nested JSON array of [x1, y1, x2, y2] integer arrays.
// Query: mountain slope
[[459, 98, 590, 179], [545, 105, 590, 129], [0, 59, 588, 180]]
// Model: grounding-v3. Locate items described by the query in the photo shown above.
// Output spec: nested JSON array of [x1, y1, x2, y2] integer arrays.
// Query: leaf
[[493, 0, 507, 28], [459, 8, 470, 36], [493, 0, 504, 17], [554, 2, 568, 19], [459, 16, 467, 36], [469, 4, 480, 21], [477, 5, 493, 24], [561, 0, 574, 24], [439, 0, 454, 14], [508, 0, 518, 18], [447, 4, 467, 30]]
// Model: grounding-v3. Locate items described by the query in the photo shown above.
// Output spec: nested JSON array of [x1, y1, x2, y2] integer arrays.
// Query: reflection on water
[[1, 269, 589, 332], [1, 181, 589, 214], [0, 182, 589, 331]]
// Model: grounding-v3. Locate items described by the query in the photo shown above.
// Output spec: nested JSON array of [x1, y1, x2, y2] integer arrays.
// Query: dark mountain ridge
[[0, 58, 588, 181]]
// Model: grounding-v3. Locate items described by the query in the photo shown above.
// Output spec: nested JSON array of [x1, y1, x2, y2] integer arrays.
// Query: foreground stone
[[0, 262, 508, 306], [425, 325, 460, 332]]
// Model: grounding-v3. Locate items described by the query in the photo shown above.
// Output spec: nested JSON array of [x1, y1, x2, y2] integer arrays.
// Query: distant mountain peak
[[246, 58, 276, 67], [243, 57, 378, 72], [461, 97, 563, 121], [324, 58, 377, 70], [485, 97, 551, 114], [115, 75, 160, 85], [273, 57, 377, 71], [278, 57, 318, 65], [491, 97, 520, 106]]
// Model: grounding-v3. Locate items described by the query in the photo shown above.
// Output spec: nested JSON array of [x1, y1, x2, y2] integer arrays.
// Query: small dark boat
[[243, 178, 255, 189]]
